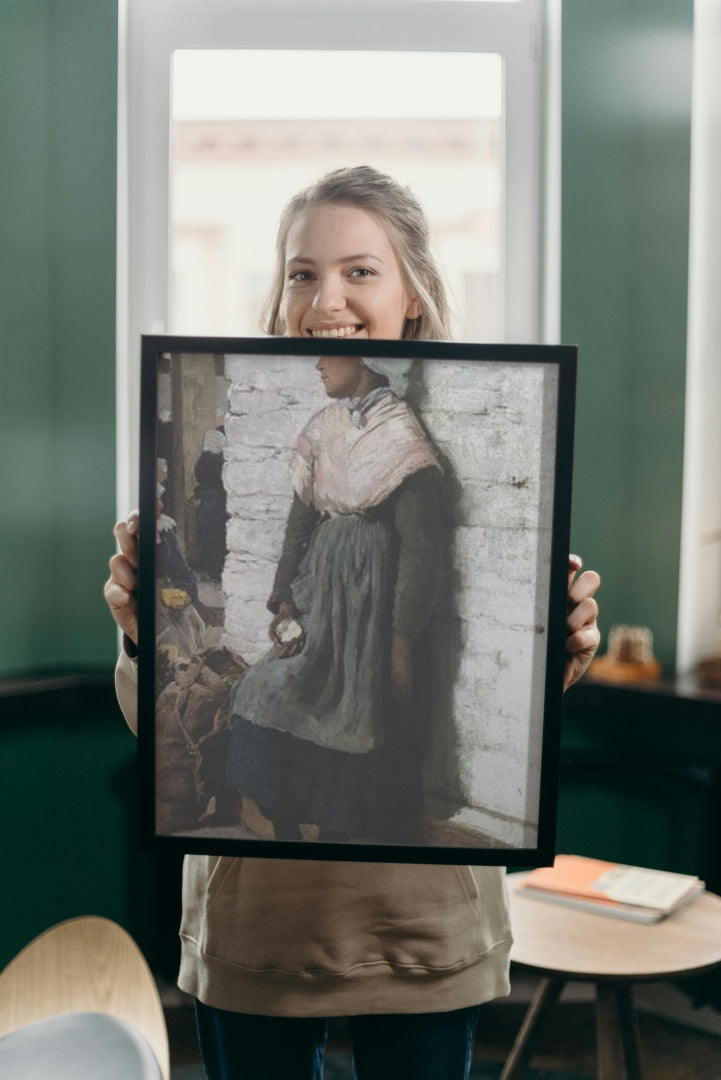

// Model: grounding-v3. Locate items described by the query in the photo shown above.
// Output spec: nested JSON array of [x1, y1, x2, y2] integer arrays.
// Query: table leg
[[499, 976, 565, 1080], [596, 982, 643, 1080]]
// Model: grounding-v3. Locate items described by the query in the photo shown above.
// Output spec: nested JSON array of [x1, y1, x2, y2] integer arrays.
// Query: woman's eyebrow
[[338, 253, 384, 265], [286, 253, 384, 266]]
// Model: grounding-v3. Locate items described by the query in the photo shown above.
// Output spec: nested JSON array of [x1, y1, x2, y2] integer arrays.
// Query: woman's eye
[[349, 267, 375, 279], [288, 270, 313, 283]]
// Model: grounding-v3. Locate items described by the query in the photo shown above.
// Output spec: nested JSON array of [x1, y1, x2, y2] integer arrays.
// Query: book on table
[[515, 854, 705, 923]]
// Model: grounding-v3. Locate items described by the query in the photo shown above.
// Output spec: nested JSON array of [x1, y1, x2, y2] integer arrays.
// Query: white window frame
[[676, 0, 721, 674], [117, 0, 559, 510]]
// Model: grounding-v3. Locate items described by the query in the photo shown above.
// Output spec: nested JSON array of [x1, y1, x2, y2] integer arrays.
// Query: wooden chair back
[[0, 916, 169, 1080]]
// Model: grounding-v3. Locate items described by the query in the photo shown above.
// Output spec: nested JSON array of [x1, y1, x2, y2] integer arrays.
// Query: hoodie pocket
[[453, 864, 480, 907], [180, 854, 236, 949], [182, 857, 508, 976]]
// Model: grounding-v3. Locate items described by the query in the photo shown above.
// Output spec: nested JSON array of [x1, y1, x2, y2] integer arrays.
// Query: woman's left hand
[[269, 602, 305, 658], [564, 554, 601, 691]]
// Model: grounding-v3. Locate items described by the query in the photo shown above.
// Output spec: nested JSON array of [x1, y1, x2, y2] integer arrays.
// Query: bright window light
[[173, 50, 502, 121], [170, 50, 504, 341]]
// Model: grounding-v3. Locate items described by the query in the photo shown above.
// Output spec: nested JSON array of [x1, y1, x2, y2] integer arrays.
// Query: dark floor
[[165, 991, 721, 1079], [474, 1000, 721, 1079]]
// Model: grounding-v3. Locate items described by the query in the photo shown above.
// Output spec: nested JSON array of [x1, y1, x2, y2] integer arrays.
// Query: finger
[[567, 553, 583, 588], [270, 630, 297, 651], [113, 516, 139, 568], [108, 552, 137, 593], [566, 594, 599, 634], [103, 577, 130, 610], [103, 579, 138, 641], [566, 624, 601, 657], [273, 640, 296, 658], [568, 568, 601, 607]]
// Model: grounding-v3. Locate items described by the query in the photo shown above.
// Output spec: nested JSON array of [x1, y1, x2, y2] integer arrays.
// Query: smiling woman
[[282, 205, 421, 341], [262, 167, 452, 341]]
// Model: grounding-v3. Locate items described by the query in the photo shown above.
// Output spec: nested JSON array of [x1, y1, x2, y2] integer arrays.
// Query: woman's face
[[281, 203, 421, 341], [314, 355, 374, 400]]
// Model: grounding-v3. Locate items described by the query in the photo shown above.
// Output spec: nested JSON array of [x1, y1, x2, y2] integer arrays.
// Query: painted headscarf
[[360, 356, 414, 398]]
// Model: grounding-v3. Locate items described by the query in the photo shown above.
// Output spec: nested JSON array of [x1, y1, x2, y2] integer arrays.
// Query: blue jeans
[[195, 1000, 481, 1080]]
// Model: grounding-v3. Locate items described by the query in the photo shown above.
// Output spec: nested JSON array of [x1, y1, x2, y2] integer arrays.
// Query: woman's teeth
[[310, 325, 360, 338]]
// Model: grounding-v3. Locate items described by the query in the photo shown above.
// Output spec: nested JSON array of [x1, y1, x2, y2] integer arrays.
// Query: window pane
[[170, 49, 503, 340]]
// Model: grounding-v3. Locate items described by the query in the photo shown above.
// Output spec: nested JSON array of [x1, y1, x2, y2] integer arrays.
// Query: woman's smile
[[307, 323, 364, 339]]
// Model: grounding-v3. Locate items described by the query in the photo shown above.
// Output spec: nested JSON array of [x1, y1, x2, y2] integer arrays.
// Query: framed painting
[[137, 335, 576, 865]]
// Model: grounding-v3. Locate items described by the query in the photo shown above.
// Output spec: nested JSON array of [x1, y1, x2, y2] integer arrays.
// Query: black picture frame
[[138, 335, 576, 865]]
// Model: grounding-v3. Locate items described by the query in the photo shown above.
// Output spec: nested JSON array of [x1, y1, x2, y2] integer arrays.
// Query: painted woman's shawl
[[289, 389, 441, 513]]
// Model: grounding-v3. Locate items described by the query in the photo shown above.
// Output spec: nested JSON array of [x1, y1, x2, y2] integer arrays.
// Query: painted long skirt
[[226, 513, 422, 843]]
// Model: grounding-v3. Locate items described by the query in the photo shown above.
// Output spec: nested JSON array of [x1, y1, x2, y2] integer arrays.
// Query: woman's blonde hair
[[262, 165, 453, 341]]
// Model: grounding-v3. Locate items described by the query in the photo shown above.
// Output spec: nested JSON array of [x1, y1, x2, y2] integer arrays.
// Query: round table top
[[508, 872, 721, 981]]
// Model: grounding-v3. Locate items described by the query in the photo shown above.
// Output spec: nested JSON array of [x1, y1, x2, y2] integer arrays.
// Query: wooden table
[[503, 873, 721, 1080]]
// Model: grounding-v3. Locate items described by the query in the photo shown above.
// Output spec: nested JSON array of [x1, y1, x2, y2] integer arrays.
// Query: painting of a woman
[[228, 352, 443, 845]]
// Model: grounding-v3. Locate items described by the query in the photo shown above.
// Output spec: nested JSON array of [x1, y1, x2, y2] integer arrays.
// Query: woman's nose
[[312, 274, 345, 315]]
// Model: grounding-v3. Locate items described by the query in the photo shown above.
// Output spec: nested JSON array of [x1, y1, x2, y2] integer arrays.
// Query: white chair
[[0, 915, 170, 1079]]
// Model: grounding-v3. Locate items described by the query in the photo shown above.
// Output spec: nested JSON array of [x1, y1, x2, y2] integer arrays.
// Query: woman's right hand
[[269, 601, 305, 658], [104, 510, 139, 646]]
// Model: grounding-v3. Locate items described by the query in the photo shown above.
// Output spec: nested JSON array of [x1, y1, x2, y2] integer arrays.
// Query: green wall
[[0, 683, 183, 974], [0, 0, 118, 676], [562, 0, 693, 670], [0, 0, 129, 973]]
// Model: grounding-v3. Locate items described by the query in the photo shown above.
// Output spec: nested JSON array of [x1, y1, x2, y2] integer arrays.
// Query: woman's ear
[[406, 296, 423, 320]]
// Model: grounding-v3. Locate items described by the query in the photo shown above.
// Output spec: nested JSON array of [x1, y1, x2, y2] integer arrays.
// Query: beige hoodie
[[116, 651, 512, 1016]]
